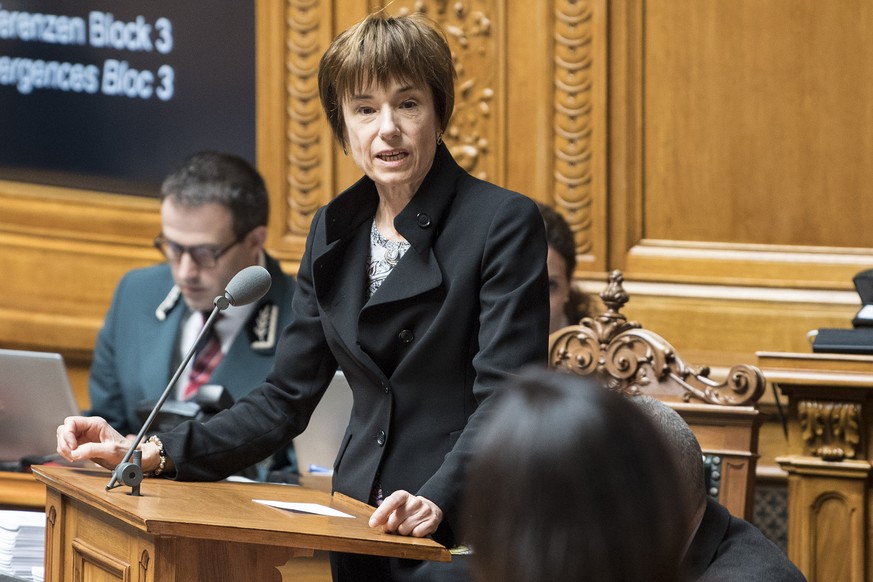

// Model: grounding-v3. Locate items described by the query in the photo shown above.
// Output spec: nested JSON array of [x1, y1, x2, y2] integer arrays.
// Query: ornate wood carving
[[45, 503, 57, 581], [286, 0, 325, 234], [798, 400, 862, 461], [554, 0, 595, 255], [549, 270, 766, 405], [139, 549, 150, 579], [441, 1, 499, 181]]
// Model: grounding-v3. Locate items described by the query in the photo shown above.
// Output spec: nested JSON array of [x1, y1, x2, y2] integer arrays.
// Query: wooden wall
[[1, 0, 869, 446], [606, 0, 872, 363]]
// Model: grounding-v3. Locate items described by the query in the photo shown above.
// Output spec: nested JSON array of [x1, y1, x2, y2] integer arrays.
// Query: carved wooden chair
[[549, 270, 766, 520]]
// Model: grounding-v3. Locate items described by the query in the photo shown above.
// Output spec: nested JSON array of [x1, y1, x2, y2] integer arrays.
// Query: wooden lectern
[[32, 465, 450, 582]]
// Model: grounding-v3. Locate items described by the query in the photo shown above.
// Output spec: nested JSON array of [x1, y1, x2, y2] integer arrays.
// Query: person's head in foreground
[[462, 370, 691, 582], [631, 395, 708, 535]]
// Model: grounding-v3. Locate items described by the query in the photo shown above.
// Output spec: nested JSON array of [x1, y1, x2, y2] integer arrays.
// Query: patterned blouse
[[367, 221, 411, 298]]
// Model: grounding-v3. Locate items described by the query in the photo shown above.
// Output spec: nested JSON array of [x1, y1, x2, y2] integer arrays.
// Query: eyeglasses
[[153, 234, 240, 268]]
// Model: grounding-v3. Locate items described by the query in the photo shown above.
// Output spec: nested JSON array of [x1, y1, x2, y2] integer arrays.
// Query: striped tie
[[182, 312, 223, 400]]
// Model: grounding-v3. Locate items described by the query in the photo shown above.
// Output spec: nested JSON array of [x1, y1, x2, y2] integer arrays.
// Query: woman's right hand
[[56, 415, 133, 472]]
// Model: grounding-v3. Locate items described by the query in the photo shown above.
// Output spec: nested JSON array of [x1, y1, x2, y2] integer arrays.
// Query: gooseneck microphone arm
[[105, 306, 222, 491], [106, 266, 272, 492]]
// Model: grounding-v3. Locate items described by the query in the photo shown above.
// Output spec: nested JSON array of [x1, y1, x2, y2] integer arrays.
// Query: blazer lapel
[[363, 143, 459, 308], [316, 222, 370, 338], [363, 245, 442, 307], [311, 144, 462, 376], [313, 185, 380, 375]]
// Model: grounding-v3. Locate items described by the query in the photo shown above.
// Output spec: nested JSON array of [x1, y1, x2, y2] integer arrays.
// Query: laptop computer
[[294, 370, 353, 477], [0, 349, 79, 465]]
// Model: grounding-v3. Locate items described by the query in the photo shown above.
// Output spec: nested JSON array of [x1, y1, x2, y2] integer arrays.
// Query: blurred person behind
[[632, 396, 807, 581], [462, 370, 690, 582], [87, 151, 298, 481], [537, 202, 596, 333]]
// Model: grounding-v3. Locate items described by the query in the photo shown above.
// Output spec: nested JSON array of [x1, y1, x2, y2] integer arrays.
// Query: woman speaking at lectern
[[58, 11, 548, 581]]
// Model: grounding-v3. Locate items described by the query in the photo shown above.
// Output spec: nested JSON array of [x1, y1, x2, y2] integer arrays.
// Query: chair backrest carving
[[548, 270, 765, 519], [549, 270, 766, 405]]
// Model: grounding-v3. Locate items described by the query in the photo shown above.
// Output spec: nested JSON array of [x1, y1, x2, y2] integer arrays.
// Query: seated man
[[87, 151, 298, 481], [632, 396, 807, 581]]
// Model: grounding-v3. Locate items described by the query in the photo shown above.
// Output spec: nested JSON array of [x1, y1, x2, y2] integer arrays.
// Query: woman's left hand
[[368, 490, 443, 537]]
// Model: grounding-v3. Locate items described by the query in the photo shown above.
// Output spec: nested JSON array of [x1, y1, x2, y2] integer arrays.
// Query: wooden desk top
[[32, 465, 451, 562], [0, 470, 45, 509], [758, 351, 873, 373], [758, 351, 873, 390]]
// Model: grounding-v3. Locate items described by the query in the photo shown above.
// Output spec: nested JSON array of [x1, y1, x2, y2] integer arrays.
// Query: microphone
[[106, 266, 272, 492], [215, 265, 273, 309]]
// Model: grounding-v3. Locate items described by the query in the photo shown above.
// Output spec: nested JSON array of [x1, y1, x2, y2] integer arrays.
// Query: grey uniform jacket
[[88, 253, 296, 436]]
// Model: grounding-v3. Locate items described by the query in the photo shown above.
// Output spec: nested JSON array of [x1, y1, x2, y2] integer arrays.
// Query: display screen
[[0, 1, 256, 197]]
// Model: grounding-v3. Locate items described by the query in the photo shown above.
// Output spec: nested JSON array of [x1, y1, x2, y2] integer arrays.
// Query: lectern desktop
[[32, 466, 449, 582]]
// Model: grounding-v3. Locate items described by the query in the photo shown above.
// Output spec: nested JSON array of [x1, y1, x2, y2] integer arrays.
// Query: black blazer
[[684, 498, 807, 581], [160, 145, 549, 544]]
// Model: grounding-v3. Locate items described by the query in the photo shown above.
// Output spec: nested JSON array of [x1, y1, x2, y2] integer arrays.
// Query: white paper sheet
[[253, 498, 354, 518]]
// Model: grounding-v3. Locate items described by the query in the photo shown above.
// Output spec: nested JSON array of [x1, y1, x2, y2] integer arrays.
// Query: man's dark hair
[[161, 151, 269, 240]]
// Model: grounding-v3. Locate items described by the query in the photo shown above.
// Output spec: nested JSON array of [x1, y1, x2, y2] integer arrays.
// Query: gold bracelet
[[146, 435, 166, 477]]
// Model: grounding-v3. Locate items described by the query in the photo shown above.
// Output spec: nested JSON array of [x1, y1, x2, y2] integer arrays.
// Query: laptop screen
[[0, 349, 79, 463]]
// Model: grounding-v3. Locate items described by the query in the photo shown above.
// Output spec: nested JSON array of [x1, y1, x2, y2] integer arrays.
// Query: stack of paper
[[0, 510, 45, 582]]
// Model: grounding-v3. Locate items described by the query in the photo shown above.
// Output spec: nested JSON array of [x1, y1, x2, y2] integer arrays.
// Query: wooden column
[[758, 352, 873, 582]]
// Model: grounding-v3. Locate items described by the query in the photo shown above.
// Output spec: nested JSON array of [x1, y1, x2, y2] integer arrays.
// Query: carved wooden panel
[[644, 0, 873, 249], [553, 0, 603, 263], [760, 352, 873, 580], [798, 400, 862, 461], [73, 538, 134, 581], [598, 0, 871, 377], [45, 492, 60, 582], [284, 0, 330, 242], [551, 270, 764, 518], [608, 0, 873, 287], [784, 471, 867, 582], [809, 492, 861, 582]]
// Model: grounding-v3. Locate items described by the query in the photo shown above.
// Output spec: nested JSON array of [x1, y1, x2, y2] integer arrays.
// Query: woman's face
[[342, 78, 441, 198], [547, 246, 571, 334]]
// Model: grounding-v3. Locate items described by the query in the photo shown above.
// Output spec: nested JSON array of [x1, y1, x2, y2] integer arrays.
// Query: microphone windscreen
[[224, 266, 272, 306]]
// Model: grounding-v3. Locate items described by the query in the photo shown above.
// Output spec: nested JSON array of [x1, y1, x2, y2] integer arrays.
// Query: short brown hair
[[317, 12, 456, 149]]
